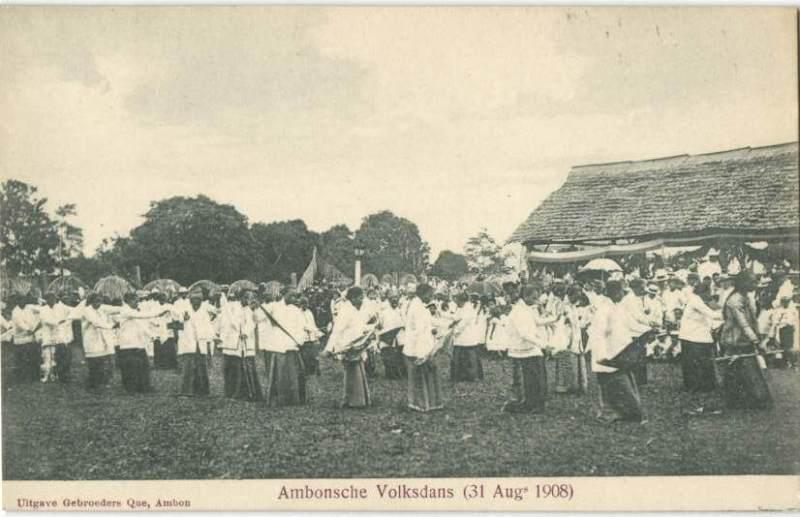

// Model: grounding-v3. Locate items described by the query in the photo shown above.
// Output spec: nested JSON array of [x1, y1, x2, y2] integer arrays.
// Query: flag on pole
[[296, 246, 318, 292]]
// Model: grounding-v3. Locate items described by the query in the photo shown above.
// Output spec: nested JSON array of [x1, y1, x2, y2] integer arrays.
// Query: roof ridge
[[570, 141, 798, 173]]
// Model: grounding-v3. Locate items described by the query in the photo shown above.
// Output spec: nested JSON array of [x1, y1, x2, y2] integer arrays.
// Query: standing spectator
[[719, 272, 772, 410]]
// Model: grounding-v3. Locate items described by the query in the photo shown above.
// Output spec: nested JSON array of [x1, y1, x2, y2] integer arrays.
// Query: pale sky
[[1, 6, 797, 258]]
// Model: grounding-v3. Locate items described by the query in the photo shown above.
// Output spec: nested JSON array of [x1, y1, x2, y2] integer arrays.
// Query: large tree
[[463, 228, 509, 276], [0, 179, 59, 276], [54, 203, 84, 275], [354, 210, 430, 276], [123, 195, 256, 285], [319, 224, 354, 276], [251, 219, 318, 282], [431, 250, 469, 281]]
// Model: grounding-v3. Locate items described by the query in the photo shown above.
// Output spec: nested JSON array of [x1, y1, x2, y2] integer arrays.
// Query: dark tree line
[[1, 180, 448, 288]]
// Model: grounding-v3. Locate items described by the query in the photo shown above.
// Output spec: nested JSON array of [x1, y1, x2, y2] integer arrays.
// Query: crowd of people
[[2, 252, 798, 424]]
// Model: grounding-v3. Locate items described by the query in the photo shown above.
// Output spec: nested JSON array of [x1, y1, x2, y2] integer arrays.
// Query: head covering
[[653, 269, 669, 282], [646, 283, 660, 295], [178, 287, 189, 294]]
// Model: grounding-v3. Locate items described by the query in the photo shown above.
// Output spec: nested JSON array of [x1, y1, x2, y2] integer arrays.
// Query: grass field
[[2, 347, 799, 480]]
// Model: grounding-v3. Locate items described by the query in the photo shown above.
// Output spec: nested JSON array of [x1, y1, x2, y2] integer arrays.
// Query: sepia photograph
[[1, 5, 798, 511]]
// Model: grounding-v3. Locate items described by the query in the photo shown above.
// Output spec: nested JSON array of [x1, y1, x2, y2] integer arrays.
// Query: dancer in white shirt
[[403, 284, 444, 412]]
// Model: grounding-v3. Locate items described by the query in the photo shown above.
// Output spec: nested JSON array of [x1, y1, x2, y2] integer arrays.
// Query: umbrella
[[93, 275, 134, 301], [361, 273, 379, 288], [579, 258, 623, 273], [143, 278, 182, 296], [229, 279, 257, 297], [47, 275, 87, 295], [399, 273, 417, 287], [189, 280, 218, 293], [263, 281, 283, 298], [467, 280, 503, 297], [1, 276, 34, 301]]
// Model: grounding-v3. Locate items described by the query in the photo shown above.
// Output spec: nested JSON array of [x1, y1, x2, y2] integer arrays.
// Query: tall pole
[[354, 248, 364, 286]]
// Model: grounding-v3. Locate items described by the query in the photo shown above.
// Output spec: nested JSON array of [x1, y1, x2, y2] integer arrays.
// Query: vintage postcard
[[1, 5, 798, 512]]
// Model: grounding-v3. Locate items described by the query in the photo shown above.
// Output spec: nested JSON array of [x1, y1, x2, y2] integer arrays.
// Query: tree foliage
[[431, 250, 469, 281], [1, 180, 437, 289], [53, 203, 84, 275], [463, 228, 509, 276], [251, 220, 318, 283], [354, 211, 430, 276], [123, 195, 257, 285], [319, 224, 354, 276], [0, 180, 59, 276]]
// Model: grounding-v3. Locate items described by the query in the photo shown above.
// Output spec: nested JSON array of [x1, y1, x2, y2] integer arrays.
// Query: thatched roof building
[[509, 142, 799, 247]]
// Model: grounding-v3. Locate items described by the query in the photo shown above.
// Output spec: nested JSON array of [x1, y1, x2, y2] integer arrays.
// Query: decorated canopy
[[94, 275, 134, 301], [143, 279, 182, 296], [189, 280, 218, 293], [47, 275, 87, 295], [229, 279, 257, 297]]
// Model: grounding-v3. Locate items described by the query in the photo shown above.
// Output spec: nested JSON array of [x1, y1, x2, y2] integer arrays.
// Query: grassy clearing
[[2, 347, 798, 480]]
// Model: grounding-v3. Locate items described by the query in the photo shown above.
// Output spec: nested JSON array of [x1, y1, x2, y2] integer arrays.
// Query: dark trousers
[[13, 343, 41, 383], [86, 356, 112, 389], [299, 342, 320, 376], [155, 337, 179, 369], [680, 340, 717, 392], [54, 343, 72, 382], [118, 348, 151, 393], [450, 346, 484, 382], [778, 327, 796, 366], [380, 346, 407, 380]]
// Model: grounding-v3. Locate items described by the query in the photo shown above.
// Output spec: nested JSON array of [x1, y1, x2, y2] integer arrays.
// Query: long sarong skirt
[[596, 370, 643, 422], [224, 355, 263, 401], [266, 350, 307, 407], [450, 346, 484, 382], [504, 356, 547, 413], [342, 359, 371, 408], [118, 348, 151, 393], [262, 350, 274, 387], [722, 356, 773, 410], [680, 340, 716, 392], [179, 352, 210, 396], [406, 357, 443, 412], [554, 351, 583, 394]]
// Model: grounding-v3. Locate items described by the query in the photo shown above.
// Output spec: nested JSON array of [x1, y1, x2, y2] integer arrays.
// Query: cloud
[[1, 6, 796, 258]]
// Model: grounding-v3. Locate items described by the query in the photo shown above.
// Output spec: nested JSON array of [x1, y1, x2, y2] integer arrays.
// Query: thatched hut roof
[[509, 142, 799, 246]]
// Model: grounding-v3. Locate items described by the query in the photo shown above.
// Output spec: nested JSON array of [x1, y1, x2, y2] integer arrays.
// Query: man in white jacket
[[177, 292, 216, 396], [38, 292, 74, 383], [11, 295, 41, 383], [117, 293, 168, 393], [403, 284, 444, 412], [503, 284, 549, 414]]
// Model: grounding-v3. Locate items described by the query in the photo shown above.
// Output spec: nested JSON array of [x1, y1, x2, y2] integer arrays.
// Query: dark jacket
[[720, 291, 759, 351]]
